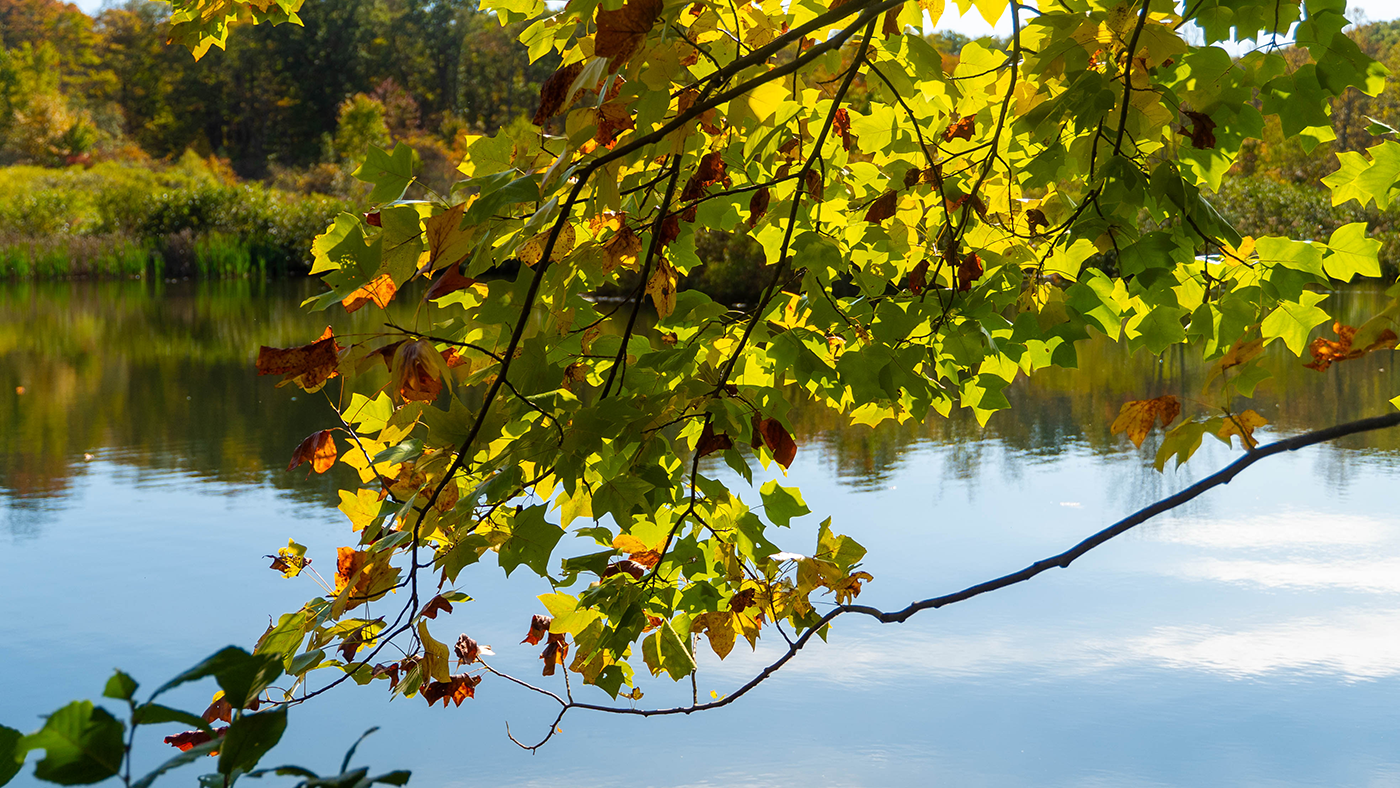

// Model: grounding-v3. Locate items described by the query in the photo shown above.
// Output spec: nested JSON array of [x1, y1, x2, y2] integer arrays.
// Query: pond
[[3, 280, 1400, 787]]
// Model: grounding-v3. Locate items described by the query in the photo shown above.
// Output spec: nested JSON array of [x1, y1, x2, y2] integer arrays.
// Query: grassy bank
[[0, 155, 351, 279]]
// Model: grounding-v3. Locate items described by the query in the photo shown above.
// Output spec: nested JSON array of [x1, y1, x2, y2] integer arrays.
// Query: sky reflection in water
[[2, 281, 1400, 786]]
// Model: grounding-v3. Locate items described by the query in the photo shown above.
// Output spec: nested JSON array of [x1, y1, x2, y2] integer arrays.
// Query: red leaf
[[833, 108, 853, 150], [756, 417, 797, 468], [164, 727, 227, 754], [365, 212, 381, 227], [804, 169, 823, 202], [287, 430, 336, 474], [422, 673, 480, 707], [658, 214, 680, 247], [603, 559, 648, 580]]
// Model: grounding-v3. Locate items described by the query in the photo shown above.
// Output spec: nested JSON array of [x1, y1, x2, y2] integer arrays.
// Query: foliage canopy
[[14, 0, 1400, 777]]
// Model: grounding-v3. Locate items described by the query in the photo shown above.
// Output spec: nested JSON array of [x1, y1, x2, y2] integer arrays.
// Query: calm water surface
[[3, 281, 1400, 787]]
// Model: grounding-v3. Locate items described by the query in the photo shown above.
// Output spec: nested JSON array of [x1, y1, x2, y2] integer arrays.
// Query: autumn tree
[[9, 0, 1400, 783]]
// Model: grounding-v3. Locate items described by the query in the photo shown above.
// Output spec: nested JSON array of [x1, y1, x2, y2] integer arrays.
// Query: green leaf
[[1323, 222, 1382, 281], [132, 703, 213, 734], [153, 647, 283, 710], [496, 504, 564, 577], [759, 480, 810, 527], [217, 709, 288, 777], [1, 725, 24, 786], [1262, 291, 1330, 354], [132, 738, 222, 788], [102, 671, 138, 702], [642, 620, 695, 682], [20, 701, 124, 785], [372, 439, 424, 466], [1155, 420, 1208, 471], [353, 144, 420, 204], [816, 518, 866, 571]]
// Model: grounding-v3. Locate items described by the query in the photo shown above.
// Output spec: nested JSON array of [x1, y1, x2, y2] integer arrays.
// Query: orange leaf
[[391, 339, 444, 403], [594, 0, 662, 72], [201, 696, 233, 724], [335, 547, 397, 605], [422, 673, 480, 707], [1218, 409, 1269, 447], [164, 727, 226, 754], [942, 115, 975, 141], [522, 614, 551, 646], [255, 327, 341, 391], [287, 430, 336, 474], [1110, 395, 1182, 448], [1305, 322, 1398, 371], [342, 273, 397, 313], [833, 107, 853, 150], [540, 633, 569, 676]]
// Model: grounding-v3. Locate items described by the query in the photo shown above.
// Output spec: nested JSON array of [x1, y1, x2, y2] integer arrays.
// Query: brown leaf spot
[[533, 61, 585, 126]]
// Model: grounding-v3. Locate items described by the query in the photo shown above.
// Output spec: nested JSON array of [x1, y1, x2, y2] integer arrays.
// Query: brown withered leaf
[[424, 266, 477, 301], [943, 115, 975, 141], [440, 347, 469, 369], [339, 626, 367, 662], [604, 224, 642, 271], [1178, 109, 1217, 149], [804, 169, 824, 202], [903, 167, 922, 189], [595, 100, 636, 146], [1026, 208, 1048, 236], [865, 191, 898, 224], [729, 588, 756, 613], [522, 614, 552, 646], [909, 259, 929, 295], [657, 214, 681, 248], [164, 727, 226, 754], [681, 151, 729, 202], [256, 327, 341, 391], [833, 107, 853, 150], [882, 6, 900, 36], [756, 417, 797, 468], [628, 549, 661, 569], [540, 633, 569, 676], [392, 339, 444, 403], [690, 611, 736, 659], [1111, 395, 1183, 448], [646, 257, 678, 318], [421, 673, 480, 707], [957, 252, 982, 292], [287, 430, 336, 474], [830, 570, 874, 604], [343, 273, 397, 313], [1305, 322, 1399, 371], [533, 61, 585, 126], [604, 559, 648, 580], [455, 634, 480, 665], [595, 0, 662, 72], [748, 187, 770, 228], [696, 421, 732, 458], [201, 696, 233, 724], [372, 662, 402, 689], [421, 595, 453, 619], [1218, 409, 1269, 448], [335, 547, 396, 603], [364, 211, 382, 227], [948, 192, 988, 218]]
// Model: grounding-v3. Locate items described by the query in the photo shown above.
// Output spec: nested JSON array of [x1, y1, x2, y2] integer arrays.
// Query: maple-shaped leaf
[[865, 191, 898, 224], [908, 259, 929, 295], [1111, 395, 1183, 448], [594, 0, 662, 72], [164, 727, 226, 754], [421, 595, 453, 620], [829, 570, 874, 604], [942, 115, 975, 141], [1178, 109, 1217, 149], [646, 258, 678, 318], [287, 430, 336, 474], [1218, 409, 1269, 448], [957, 252, 982, 292], [748, 187, 770, 228], [256, 327, 341, 392], [421, 673, 479, 707], [334, 547, 398, 606], [754, 417, 797, 468], [1304, 322, 1399, 371], [454, 634, 480, 665], [696, 421, 732, 458], [423, 203, 474, 273], [533, 61, 585, 126], [391, 339, 446, 403], [522, 614, 552, 646], [540, 633, 569, 676], [342, 273, 396, 313]]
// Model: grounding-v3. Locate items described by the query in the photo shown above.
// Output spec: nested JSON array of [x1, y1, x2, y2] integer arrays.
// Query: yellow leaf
[[646, 258, 677, 317], [1217, 409, 1269, 448], [338, 488, 383, 531], [418, 621, 451, 682], [1110, 395, 1182, 448]]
